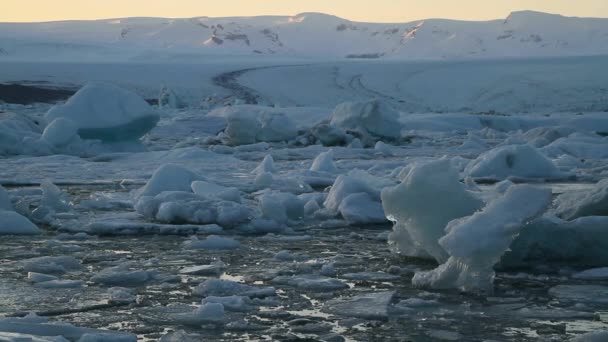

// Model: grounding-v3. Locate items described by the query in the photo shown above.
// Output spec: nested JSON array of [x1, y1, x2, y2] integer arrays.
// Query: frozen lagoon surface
[[0, 56, 608, 341]]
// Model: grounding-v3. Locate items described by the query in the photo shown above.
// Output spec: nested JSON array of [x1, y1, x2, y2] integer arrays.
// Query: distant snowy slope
[[0, 11, 607, 61]]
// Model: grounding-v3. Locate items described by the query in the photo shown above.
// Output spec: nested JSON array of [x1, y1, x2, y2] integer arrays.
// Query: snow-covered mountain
[[1, 11, 607, 61]]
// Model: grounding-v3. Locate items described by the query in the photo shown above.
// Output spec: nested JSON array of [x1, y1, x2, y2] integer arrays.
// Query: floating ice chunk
[[256, 112, 298, 142], [194, 279, 276, 298], [304, 199, 321, 216], [555, 179, 608, 220], [136, 191, 250, 227], [108, 287, 136, 304], [271, 275, 348, 291], [175, 303, 225, 326], [549, 285, 608, 304], [158, 85, 185, 109], [330, 99, 401, 139], [34, 279, 84, 289], [0, 315, 135, 341], [542, 134, 608, 159], [426, 330, 463, 341], [254, 172, 274, 188], [413, 185, 552, 293], [234, 142, 269, 153], [259, 192, 304, 224], [180, 263, 225, 276], [27, 272, 59, 283], [78, 332, 137, 342], [42, 118, 79, 147], [324, 170, 390, 213], [320, 262, 336, 276], [341, 272, 399, 281], [40, 180, 71, 212], [324, 291, 395, 320], [0, 210, 41, 235], [138, 164, 204, 198], [253, 154, 276, 175], [183, 235, 240, 250], [45, 83, 159, 142], [310, 150, 338, 173], [22, 256, 82, 274], [465, 144, 564, 181], [224, 112, 261, 145], [202, 296, 252, 312], [381, 159, 483, 262], [503, 216, 608, 268], [191, 181, 241, 203], [338, 193, 387, 224], [0, 332, 69, 341], [310, 123, 348, 146], [0, 185, 12, 210], [348, 138, 363, 149], [572, 267, 608, 280], [274, 250, 308, 262], [569, 331, 608, 342], [374, 141, 393, 155], [91, 264, 152, 287]]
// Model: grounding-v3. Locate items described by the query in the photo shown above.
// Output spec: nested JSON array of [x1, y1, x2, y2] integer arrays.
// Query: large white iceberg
[[381, 159, 484, 262], [412, 185, 552, 293], [45, 82, 159, 142], [465, 144, 564, 181], [137, 164, 204, 198]]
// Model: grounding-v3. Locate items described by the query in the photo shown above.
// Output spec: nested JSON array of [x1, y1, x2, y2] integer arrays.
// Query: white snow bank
[[413, 185, 551, 293], [137, 164, 204, 198], [554, 179, 608, 220], [135, 191, 250, 227], [465, 144, 564, 181], [330, 99, 401, 139], [45, 82, 159, 142], [381, 159, 483, 262]]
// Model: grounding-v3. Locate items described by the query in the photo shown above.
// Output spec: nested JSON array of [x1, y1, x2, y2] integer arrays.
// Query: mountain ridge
[[1, 11, 607, 61]]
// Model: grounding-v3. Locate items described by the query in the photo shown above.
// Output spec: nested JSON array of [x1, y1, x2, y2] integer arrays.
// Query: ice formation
[[412, 185, 552, 292], [191, 180, 241, 203], [309, 149, 338, 173], [465, 144, 564, 181], [137, 164, 204, 198], [0, 185, 40, 235], [135, 191, 250, 227], [252, 154, 276, 175], [221, 108, 298, 145], [324, 170, 393, 224], [330, 99, 402, 140], [554, 179, 608, 220], [158, 85, 185, 109], [45, 82, 159, 142], [381, 159, 484, 262], [41, 118, 79, 147]]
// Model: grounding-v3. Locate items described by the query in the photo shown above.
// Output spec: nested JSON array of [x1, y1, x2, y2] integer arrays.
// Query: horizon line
[[2, 9, 606, 25]]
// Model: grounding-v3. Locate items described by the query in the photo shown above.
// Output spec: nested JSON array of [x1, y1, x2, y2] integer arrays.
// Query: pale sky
[[2, 0, 608, 23]]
